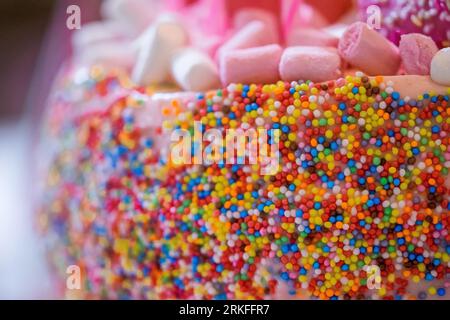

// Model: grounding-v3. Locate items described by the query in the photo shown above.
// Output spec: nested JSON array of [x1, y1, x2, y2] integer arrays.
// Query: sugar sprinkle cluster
[[39, 67, 450, 299]]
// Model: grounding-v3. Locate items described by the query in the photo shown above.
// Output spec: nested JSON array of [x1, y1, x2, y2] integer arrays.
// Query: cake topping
[[39, 68, 450, 299], [399, 33, 439, 76], [279, 46, 341, 83], [338, 22, 401, 76], [431, 48, 450, 86]]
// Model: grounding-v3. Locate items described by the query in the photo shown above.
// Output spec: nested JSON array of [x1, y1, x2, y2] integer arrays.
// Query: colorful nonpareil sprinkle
[[38, 67, 449, 300]]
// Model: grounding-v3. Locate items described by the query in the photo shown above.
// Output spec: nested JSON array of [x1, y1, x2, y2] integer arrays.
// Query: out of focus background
[[0, 0, 101, 299]]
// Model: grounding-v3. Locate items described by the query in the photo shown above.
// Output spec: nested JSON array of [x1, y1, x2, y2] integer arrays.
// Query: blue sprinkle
[[391, 92, 400, 100]]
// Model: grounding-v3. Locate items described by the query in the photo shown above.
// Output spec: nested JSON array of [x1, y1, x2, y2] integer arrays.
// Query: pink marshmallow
[[289, 3, 329, 29], [206, 0, 282, 37], [233, 8, 280, 43], [279, 46, 341, 82], [287, 28, 338, 47], [220, 44, 282, 85], [399, 33, 438, 75], [215, 20, 278, 62], [338, 22, 401, 75]]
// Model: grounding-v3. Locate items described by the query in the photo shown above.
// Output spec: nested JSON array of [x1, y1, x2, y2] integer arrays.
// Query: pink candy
[[215, 20, 278, 62], [338, 22, 401, 75], [399, 33, 438, 75], [220, 44, 282, 85], [279, 46, 341, 82], [206, 0, 282, 37], [232, 8, 279, 43], [286, 28, 338, 47]]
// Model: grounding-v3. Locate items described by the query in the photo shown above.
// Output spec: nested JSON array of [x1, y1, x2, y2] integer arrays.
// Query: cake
[[37, 0, 450, 299]]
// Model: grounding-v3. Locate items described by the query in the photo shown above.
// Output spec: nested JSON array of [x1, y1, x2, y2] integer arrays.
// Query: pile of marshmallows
[[76, 9, 450, 91]]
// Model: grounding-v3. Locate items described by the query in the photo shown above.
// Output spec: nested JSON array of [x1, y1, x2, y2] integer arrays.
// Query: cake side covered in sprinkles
[[38, 66, 450, 300]]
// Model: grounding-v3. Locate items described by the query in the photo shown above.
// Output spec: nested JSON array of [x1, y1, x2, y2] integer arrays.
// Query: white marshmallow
[[72, 21, 133, 52], [131, 15, 188, 86], [171, 48, 220, 91], [75, 41, 137, 71], [430, 48, 450, 86], [215, 20, 277, 63], [101, 0, 159, 32]]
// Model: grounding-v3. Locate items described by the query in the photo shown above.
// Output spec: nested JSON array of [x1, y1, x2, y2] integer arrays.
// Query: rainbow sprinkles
[[38, 66, 450, 300]]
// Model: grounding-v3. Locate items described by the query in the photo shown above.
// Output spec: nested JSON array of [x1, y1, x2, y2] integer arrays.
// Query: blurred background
[[0, 0, 101, 299]]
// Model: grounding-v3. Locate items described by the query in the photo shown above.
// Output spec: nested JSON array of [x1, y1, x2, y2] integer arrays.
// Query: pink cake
[[37, 0, 450, 300]]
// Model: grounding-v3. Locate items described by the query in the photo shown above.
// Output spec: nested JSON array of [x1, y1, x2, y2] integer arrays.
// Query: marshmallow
[[430, 48, 450, 86], [75, 41, 136, 71], [171, 48, 220, 91], [399, 33, 438, 75], [215, 20, 278, 62], [279, 46, 341, 82], [220, 44, 282, 85], [71, 21, 137, 70], [101, 0, 159, 32], [205, 0, 282, 37], [287, 29, 338, 47], [132, 15, 188, 86], [233, 8, 279, 43], [338, 22, 401, 75], [305, 0, 352, 23], [290, 3, 329, 29], [133, 92, 196, 130], [72, 21, 132, 52]]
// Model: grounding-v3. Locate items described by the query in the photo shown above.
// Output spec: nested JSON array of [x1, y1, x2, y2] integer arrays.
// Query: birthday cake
[[37, 0, 450, 299]]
